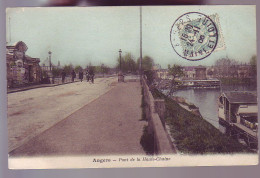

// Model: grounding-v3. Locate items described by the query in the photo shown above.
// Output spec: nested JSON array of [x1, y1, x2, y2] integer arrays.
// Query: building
[[194, 66, 207, 80], [218, 91, 258, 147], [182, 66, 196, 79], [156, 69, 169, 79], [6, 41, 41, 87]]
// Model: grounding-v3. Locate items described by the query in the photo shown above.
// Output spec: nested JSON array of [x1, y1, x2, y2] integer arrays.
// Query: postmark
[[170, 12, 219, 61]]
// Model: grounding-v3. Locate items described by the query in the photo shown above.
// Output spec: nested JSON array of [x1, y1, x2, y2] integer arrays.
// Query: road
[[8, 78, 146, 156], [8, 77, 117, 152]]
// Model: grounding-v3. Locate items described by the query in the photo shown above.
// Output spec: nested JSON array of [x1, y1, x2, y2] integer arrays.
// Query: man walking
[[61, 70, 66, 83], [88, 67, 95, 83], [86, 69, 90, 82], [79, 70, 83, 82], [71, 70, 76, 82]]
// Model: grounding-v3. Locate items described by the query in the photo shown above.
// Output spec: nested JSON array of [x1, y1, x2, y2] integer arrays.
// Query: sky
[[6, 6, 256, 68]]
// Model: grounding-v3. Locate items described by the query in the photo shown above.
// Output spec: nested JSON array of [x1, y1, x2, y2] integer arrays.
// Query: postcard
[[6, 5, 258, 169]]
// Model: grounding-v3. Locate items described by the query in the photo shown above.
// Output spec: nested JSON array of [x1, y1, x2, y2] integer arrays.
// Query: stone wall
[[141, 76, 175, 154]]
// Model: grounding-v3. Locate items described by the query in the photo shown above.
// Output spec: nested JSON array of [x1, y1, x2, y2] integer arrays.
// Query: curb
[[7, 81, 80, 94]]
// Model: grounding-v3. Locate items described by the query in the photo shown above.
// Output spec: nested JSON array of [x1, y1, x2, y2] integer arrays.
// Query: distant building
[[6, 41, 41, 87], [182, 66, 196, 79], [156, 69, 172, 80], [182, 66, 207, 80], [194, 66, 207, 80]]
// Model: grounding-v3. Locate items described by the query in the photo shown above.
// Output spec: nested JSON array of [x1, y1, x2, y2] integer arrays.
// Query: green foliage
[[63, 64, 74, 75], [52, 67, 62, 77], [167, 64, 184, 79], [166, 64, 184, 96], [101, 64, 110, 74], [137, 56, 154, 71], [250, 55, 257, 78], [151, 89, 251, 154], [143, 70, 156, 86], [116, 52, 138, 73], [95, 64, 110, 75], [41, 70, 48, 78], [74, 65, 83, 73]]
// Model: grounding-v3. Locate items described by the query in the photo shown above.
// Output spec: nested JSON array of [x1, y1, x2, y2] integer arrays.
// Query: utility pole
[[139, 6, 143, 75], [9, 17, 11, 42]]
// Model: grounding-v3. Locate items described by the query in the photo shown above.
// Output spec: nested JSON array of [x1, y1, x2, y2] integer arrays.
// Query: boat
[[181, 79, 220, 88]]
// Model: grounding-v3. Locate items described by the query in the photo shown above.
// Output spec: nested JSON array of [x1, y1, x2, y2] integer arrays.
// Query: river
[[172, 85, 257, 132]]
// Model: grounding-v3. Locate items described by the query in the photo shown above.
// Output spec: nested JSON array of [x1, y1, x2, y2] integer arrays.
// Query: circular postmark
[[170, 12, 218, 61]]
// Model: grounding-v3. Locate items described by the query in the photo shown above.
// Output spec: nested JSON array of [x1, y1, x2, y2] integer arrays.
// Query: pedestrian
[[71, 70, 76, 82], [88, 67, 95, 83], [79, 69, 83, 82], [86, 70, 90, 82], [61, 70, 66, 83]]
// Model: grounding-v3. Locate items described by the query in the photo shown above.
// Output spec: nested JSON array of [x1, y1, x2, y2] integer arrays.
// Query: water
[[171, 85, 256, 131]]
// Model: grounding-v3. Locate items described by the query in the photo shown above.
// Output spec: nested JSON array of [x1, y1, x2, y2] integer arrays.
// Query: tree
[[167, 64, 184, 96], [116, 52, 137, 73], [63, 63, 73, 75], [214, 58, 238, 78], [137, 56, 154, 72], [250, 55, 257, 79], [52, 67, 62, 77], [100, 63, 110, 77], [74, 65, 83, 73], [86, 62, 95, 74], [93, 64, 110, 76]]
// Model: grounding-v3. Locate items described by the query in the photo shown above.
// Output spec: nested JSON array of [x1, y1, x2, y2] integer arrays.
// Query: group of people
[[61, 69, 95, 84]]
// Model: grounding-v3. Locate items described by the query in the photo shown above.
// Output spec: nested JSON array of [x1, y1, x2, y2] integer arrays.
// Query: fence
[[141, 76, 175, 154]]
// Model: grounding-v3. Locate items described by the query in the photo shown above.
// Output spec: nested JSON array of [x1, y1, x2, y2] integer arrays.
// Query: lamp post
[[48, 51, 52, 72], [118, 49, 124, 82], [48, 51, 53, 83], [119, 49, 122, 71]]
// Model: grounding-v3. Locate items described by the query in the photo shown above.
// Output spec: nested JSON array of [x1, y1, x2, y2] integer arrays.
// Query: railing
[[141, 76, 175, 154]]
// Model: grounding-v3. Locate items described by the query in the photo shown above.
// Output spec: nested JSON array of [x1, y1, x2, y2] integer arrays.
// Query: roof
[[6, 41, 28, 55], [183, 66, 196, 71], [182, 66, 207, 71], [223, 91, 257, 104]]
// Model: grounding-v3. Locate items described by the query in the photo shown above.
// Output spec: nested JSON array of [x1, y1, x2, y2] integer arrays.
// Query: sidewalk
[[10, 81, 146, 156]]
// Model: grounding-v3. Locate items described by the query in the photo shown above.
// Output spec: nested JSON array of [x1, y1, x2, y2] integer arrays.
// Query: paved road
[[10, 81, 146, 156], [8, 77, 117, 152]]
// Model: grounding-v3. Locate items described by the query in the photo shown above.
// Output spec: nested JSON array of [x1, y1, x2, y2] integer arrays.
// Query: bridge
[[8, 75, 175, 156]]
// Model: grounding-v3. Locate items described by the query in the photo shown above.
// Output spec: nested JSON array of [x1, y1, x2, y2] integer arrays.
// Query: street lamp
[[48, 51, 52, 72], [118, 49, 124, 82], [119, 49, 122, 71], [48, 51, 53, 83]]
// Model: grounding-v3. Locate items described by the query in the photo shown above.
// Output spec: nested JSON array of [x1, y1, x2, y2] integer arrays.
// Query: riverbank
[[151, 89, 252, 154], [219, 77, 256, 86]]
